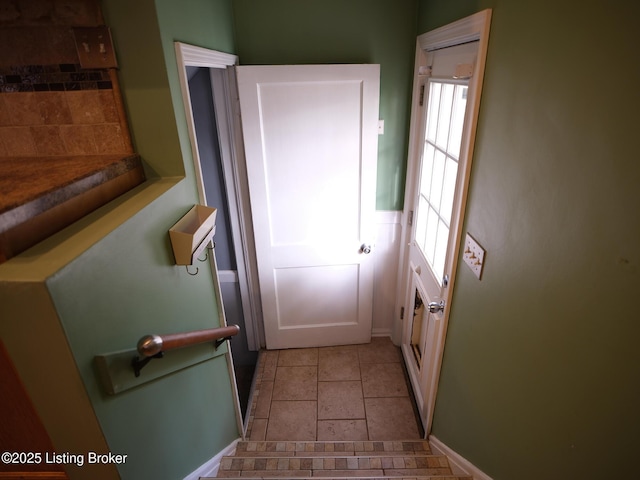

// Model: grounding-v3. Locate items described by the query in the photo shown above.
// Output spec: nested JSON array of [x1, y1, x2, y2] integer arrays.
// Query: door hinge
[[419, 85, 425, 107], [400, 307, 405, 320], [408, 210, 414, 226]]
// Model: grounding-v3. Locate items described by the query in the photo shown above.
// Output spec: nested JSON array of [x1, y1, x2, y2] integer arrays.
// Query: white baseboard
[[183, 438, 239, 480], [429, 435, 493, 480], [372, 328, 392, 337]]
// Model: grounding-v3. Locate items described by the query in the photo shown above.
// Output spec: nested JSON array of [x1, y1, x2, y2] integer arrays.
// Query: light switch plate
[[73, 27, 118, 69], [462, 233, 485, 279]]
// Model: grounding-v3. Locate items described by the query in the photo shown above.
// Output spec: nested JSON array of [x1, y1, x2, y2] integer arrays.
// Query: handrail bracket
[[215, 336, 233, 350], [132, 352, 164, 378]]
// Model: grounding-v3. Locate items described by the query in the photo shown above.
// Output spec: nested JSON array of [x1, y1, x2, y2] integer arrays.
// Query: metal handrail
[[132, 324, 240, 377]]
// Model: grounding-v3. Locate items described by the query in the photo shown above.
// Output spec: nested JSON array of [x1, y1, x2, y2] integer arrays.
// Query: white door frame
[[175, 42, 266, 436], [175, 42, 263, 351], [395, 10, 492, 435]]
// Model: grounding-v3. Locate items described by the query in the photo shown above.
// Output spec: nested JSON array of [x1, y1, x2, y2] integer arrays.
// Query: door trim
[[395, 9, 492, 435], [175, 42, 263, 352], [175, 43, 237, 202]]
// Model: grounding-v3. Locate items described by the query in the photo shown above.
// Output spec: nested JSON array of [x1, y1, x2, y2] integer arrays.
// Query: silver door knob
[[428, 300, 445, 313], [360, 244, 372, 254]]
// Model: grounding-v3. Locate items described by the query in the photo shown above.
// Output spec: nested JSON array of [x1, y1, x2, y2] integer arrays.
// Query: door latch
[[359, 244, 372, 254], [427, 300, 445, 314]]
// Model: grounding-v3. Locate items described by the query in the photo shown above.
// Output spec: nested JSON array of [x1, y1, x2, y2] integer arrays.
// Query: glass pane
[[436, 83, 454, 149], [429, 149, 446, 211], [433, 219, 449, 280], [420, 143, 435, 201], [424, 206, 438, 264], [416, 194, 428, 252], [414, 80, 470, 281], [425, 82, 441, 142], [440, 157, 458, 226], [448, 85, 468, 158]]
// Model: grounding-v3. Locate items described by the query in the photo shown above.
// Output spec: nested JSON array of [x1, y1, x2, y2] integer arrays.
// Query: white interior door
[[398, 10, 492, 434], [237, 65, 380, 350]]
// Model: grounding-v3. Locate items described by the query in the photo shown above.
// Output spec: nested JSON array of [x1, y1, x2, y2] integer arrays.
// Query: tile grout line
[[247, 340, 421, 442]]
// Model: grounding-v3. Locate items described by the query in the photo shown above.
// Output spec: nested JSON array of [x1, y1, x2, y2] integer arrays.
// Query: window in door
[[414, 81, 468, 284]]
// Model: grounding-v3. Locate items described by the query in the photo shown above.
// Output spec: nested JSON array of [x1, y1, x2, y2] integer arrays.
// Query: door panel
[[237, 65, 379, 349], [261, 82, 361, 246], [275, 264, 359, 328]]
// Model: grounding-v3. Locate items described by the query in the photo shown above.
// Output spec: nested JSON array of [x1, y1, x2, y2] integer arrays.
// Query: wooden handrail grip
[[137, 325, 240, 357]]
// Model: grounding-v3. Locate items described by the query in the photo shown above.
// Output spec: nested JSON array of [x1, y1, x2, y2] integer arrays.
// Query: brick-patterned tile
[[242, 458, 255, 470], [346, 456, 358, 469], [314, 468, 383, 477]]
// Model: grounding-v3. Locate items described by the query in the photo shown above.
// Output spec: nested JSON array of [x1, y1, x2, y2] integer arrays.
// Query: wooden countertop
[[0, 155, 143, 232]]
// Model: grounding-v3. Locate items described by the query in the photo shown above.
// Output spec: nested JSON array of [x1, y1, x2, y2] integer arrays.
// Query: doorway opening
[[186, 65, 257, 418], [175, 43, 264, 432]]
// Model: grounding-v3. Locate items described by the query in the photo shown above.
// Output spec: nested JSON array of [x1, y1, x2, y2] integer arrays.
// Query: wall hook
[[185, 265, 198, 276], [197, 242, 216, 262]]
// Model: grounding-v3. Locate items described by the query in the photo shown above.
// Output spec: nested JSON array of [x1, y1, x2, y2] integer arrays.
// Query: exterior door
[[236, 65, 380, 350], [406, 42, 477, 429], [399, 10, 492, 434]]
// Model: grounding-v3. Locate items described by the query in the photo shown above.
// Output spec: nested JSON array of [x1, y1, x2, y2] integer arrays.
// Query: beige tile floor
[[246, 337, 422, 442]]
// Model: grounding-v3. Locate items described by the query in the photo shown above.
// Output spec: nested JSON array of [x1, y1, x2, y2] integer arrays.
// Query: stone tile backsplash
[[0, 89, 131, 157], [0, 64, 112, 93], [0, 1, 132, 158]]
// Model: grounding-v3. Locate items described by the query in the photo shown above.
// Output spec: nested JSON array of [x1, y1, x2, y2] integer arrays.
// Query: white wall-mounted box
[[169, 205, 217, 265]]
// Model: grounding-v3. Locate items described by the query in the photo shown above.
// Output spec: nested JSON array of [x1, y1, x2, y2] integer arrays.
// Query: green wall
[[45, 183, 239, 480], [232, 0, 418, 210], [90, 1, 238, 477], [418, 1, 640, 478], [154, 0, 236, 184]]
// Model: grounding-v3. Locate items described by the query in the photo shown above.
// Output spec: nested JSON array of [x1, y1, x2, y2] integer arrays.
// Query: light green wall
[[418, 1, 640, 478], [154, 0, 236, 184], [45, 183, 238, 480], [102, 0, 235, 179], [102, 0, 182, 177], [232, 0, 418, 210], [68, 1, 238, 477]]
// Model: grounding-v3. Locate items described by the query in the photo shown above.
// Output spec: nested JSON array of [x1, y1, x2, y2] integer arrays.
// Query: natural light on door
[[415, 81, 468, 283]]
